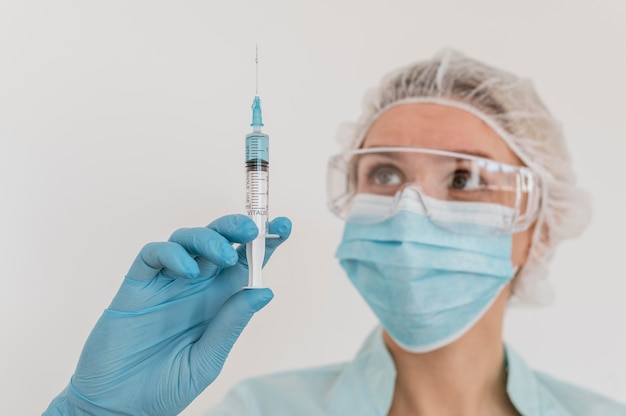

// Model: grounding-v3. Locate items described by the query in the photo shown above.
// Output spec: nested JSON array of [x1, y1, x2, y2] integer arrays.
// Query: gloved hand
[[44, 214, 292, 416]]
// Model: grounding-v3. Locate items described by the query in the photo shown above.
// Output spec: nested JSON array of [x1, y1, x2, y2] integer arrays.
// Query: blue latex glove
[[44, 214, 292, 416]]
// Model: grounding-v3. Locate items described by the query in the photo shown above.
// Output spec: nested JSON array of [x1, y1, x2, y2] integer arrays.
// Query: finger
[[206, 214, 259, 244], [234, 216, 293, 266], [189, 288, 273, 386], [262, 217, 292, 266], [126, 242, 199, 282], [265, 216, 292, 251], [169, 227, 238, 268]]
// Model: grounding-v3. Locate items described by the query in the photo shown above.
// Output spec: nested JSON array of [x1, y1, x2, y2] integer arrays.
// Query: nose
[[392, 184, 431, 216]]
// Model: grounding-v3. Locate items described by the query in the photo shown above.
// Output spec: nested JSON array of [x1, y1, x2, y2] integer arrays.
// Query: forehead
[[362, 103, 521, 165]]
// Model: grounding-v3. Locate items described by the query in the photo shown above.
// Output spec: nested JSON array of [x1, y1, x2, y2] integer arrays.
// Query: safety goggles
[[327, 147, 542, 234]]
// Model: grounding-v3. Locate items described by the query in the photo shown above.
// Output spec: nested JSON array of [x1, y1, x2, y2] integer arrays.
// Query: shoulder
[[505, 345, 626, 416], [534, 371, 626, 416], [205, 362, 347, 416], [235, 362, 347, 397]]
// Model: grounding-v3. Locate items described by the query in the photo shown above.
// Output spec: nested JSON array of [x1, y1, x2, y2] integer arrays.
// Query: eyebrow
[[439, 148, 496, 160]]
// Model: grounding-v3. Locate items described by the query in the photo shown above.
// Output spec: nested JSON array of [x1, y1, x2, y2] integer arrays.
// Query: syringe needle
[[255, 44, 259, 96]]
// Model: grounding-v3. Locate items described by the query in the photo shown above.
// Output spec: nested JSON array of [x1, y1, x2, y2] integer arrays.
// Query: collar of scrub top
[[323, 326, 545, 415]]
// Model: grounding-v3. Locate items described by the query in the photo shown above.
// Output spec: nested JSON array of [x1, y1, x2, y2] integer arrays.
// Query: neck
[[385, 288, 519, 416]]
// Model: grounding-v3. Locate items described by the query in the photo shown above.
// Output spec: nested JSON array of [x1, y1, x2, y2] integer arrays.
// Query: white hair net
[[335, 48, 592, 305]]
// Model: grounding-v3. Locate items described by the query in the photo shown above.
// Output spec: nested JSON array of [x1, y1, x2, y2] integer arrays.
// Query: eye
[[370, 165, 403, 186], [450, 169, 482, 190]]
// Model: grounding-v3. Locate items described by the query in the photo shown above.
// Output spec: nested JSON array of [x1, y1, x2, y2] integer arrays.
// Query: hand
[[44, 214, 292, 416]]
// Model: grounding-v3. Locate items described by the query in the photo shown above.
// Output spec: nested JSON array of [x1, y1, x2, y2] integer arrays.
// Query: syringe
[[245, 49, 273, 288]]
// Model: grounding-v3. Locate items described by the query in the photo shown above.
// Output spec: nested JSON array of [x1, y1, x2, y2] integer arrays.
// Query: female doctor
[[44, 49, 626, 415]]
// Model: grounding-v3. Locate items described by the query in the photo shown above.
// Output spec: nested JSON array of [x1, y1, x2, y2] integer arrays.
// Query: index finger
[[206, 214, 258, 243], [126, 242, 199, 282], [168, 227, 238, 268]]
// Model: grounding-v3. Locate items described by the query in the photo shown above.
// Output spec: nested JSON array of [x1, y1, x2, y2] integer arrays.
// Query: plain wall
[[1, 1, 625, 414]]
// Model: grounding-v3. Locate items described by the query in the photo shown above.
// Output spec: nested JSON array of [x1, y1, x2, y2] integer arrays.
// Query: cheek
[[511, 225, 535, 266]]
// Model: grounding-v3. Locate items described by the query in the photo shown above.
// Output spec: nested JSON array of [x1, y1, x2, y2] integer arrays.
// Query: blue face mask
[[335, 195, 516, 353]]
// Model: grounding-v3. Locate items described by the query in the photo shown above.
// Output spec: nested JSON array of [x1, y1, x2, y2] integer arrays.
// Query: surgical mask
[[335, 191, 516, 353]]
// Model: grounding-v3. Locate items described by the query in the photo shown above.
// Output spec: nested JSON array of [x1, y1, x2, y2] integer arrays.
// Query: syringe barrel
[[245, 130, 269, 288], [245, 131, 269, 215], [245, 162, 269, 213]]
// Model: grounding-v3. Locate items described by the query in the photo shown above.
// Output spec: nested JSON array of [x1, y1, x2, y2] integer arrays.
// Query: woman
[[45, 49, 626, 415]]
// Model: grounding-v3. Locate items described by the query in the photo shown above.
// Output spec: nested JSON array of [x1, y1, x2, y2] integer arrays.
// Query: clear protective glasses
[[327, 147, 542, 234]]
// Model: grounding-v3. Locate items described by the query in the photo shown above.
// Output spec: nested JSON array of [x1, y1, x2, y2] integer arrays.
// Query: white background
[[1, 1, 625, 414]]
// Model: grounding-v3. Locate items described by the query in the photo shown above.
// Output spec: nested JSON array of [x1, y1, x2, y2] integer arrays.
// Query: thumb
[[190, 288, 273, 386]]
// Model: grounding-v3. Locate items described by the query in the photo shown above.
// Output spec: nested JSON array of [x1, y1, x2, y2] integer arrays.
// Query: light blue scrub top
[[206, 327, 626, 416]]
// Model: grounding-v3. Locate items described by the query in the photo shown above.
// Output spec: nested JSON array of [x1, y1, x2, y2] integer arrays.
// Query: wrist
[[43, 381, 120, 416]]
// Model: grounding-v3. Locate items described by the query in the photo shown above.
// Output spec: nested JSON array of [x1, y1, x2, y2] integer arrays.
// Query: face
[[362, 103, 534, 268]]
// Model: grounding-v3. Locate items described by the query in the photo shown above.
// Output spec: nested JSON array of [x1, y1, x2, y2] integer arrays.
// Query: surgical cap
[[335, 48, 592, 305]]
